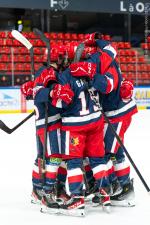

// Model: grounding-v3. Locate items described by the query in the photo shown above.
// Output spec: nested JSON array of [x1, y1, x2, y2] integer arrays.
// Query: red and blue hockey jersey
[[34, 88, 61, 132], [56, 68, 102, 130], [54, 40, 118, 130], [90, 57, 138, 122]]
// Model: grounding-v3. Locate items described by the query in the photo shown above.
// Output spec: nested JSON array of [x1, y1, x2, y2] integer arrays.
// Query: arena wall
[[0, 86, 150, 113]]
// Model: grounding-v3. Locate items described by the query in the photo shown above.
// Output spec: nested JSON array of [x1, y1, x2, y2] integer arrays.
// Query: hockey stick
[[33, 28, 51, 180], [0, 111, 35, 134], [0, 31, 36, 135], [11, 30, 35, 80], [33, 28, 51, 67], [102, 108, 150, 192], [0, 32, 36, 134], [88, 89, 150, 193]]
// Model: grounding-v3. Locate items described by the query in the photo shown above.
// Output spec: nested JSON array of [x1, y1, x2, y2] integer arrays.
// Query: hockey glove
[[83, 46, 97, 58], [21, 80, 34, 100], [69, 62, 97, 80], [40, 67, 57, 87], [120, 79, 134, 102], [33, 76, 44, 98], [84, 32, 102, 46], [50, 83, 74, 106]]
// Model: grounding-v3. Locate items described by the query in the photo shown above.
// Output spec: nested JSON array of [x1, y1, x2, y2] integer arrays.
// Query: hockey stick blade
[[11, 30, 35, 79], [0, 111, 35, 134], [73, 43, 85, 63], [11, 30, 32, 50], [0, 120, 12, 134]]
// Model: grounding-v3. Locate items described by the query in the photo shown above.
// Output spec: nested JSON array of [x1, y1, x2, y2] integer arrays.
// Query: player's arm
[[69, 62, 97, 80], [85, 33, 117, 73], [84, 32, 116, 55], [20, 80, 34, 100], [84, 32, 117, 70], [33, 67, 58, 102], [98, 42, 117, 74], [91, 64, 119, 94]]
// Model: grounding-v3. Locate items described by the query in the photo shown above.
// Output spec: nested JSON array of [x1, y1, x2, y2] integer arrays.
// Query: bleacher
[[0, 31, 150, 86], [141, 36, 150, 51]]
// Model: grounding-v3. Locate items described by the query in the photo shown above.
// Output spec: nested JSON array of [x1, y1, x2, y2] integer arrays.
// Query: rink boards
[[0, 86, 150, 113]]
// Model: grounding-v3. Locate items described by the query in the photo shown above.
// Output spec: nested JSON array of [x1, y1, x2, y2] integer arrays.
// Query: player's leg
[[111, 147, 135, 207], [31, 134, 45, 205], [104, 122, 123, 196], [83, 157, 97, 198], [56, 160, 70, 204], [87, 120, 111, 213], [104, 118, 135, 206], [38, 128, 62, 214], [59, 129, 86, 217]]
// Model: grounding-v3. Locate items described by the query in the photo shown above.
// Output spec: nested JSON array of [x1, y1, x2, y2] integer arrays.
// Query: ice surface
[[0, 110, 150, 225]]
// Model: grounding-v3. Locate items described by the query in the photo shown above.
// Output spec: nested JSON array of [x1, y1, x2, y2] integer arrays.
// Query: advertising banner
[[0, 87, 33, 113], [134, 86, 150, 109], [0, 86, 150, 113]]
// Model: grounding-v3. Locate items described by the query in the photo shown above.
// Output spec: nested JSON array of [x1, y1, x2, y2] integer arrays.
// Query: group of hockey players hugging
[[21, 32, 138, 217]]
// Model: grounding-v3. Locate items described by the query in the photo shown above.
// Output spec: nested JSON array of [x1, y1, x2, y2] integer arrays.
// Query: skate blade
[[85, 194, 94, 203], [56, 198, 65, 205], [111, 199, 135, 207], [60, 208, 85, 217], [92, 202, 101, 207], [40, 205, 60, 214], [31, 197, 41, 205], [111, 187, 123, 196]]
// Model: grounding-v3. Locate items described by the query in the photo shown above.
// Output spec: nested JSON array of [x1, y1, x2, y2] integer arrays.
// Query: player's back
[[57, 69, 102, 130]]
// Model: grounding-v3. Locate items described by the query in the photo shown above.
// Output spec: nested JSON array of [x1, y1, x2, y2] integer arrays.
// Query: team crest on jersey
[[70, 137, 79, 146]]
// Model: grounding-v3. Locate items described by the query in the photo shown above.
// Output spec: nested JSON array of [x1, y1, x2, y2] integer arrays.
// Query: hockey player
[[21, 80, 45, 205], [67, 33, 138, 207], [104, 78, 137, 207], [69, 33, 118, 197], [88, 64, 137, 206], [21, 65, 72, 214], [49, 40, 118, 215], [86, 52, 137, 207], [33, 67, 62, 214]]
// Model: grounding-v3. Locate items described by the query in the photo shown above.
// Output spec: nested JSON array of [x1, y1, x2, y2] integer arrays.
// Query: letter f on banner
[[50, 0, 58, 7]]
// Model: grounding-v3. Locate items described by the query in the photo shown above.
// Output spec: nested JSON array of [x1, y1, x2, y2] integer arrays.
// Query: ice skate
[[40, 192, 60, 214], [91, 193, 101, 207], [99, 188, 111, 213], [92, 187, 111, 213], [31, 188, 44, 205], [60, 195, 85, 217], [111, 179, 122, 196], [84, 179, 98, 203], [56, 182, 71, 205], [110, 179, 135, 207]]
